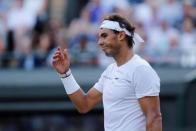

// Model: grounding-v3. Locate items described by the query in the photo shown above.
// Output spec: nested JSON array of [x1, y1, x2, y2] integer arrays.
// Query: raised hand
[[52, 47, 70, 74]]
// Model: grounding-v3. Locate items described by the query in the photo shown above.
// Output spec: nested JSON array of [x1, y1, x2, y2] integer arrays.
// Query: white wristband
[[60, 70, 80, 94], [59, 69, 72, 78]]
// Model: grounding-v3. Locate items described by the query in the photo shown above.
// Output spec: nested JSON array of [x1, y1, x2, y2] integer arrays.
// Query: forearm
[[60, 71, 90, 113], [52, 48, 93, 112], [146, 115, 162, 131], [68, 89, 90, 113], [60, 70, 101, 113]]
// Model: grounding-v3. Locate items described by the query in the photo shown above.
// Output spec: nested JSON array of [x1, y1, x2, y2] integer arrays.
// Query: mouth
[[101, 47, 108, 52], [101, 46, 108, 50], [101, 47, 106, 50]]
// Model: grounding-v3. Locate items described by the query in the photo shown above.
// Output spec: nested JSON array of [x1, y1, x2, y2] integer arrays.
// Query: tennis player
[[52, 14, 162, 131]]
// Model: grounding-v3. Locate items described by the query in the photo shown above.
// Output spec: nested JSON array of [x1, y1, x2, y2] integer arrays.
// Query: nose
[[98, 38, 104, 46]]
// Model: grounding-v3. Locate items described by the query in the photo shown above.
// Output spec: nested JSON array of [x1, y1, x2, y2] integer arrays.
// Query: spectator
[[70, 34, 98, 66], [147, 20, 180, 65], [180, 17, 196, 67], [17, 34, 34, 70], [86, 0, 104, 25], [133, 0, 154, 29], [158, 0, 183, 27], [33, 32, 51, 68], [67, 7, 97, 39]]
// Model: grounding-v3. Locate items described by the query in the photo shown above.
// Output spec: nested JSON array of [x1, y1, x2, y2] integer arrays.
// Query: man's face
[[98, 28, 120, 57]]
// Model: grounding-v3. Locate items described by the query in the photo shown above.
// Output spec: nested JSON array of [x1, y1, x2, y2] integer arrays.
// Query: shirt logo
[[114, 77, 119, 80], [103, 75, 112, 80]]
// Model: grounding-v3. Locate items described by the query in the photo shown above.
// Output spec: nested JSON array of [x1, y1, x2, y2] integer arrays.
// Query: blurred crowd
[[0, 0, 195, 70]]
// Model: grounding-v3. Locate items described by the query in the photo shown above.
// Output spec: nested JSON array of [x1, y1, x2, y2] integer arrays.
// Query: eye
[[101, 33, 107, 38]]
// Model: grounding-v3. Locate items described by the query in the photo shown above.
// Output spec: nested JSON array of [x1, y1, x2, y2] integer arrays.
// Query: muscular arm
[[52, 47, 102, 114], [139, 96, 162, 131], [68, 87, 102, 114]]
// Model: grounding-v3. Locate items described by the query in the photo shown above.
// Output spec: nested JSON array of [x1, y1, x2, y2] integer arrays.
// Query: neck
[[114, 47, 134, 66]]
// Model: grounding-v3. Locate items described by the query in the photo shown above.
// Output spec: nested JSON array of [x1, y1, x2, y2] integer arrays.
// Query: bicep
[[139, 96, 162, 130], [139, 96, 161, 116]]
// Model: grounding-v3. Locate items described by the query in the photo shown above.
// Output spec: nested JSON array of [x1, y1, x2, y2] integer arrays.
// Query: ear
[[118, 32, 126, 41]]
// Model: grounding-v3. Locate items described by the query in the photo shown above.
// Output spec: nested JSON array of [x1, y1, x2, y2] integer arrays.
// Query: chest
[[102, 70, 135, 102]]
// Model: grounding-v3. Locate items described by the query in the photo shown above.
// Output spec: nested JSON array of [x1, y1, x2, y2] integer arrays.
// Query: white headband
[[100, 20, 144, 44]]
